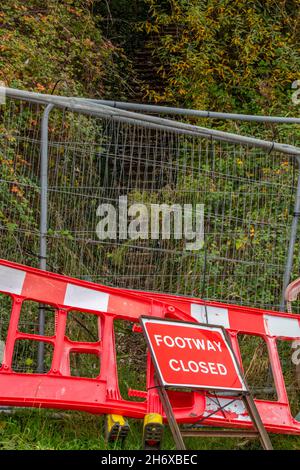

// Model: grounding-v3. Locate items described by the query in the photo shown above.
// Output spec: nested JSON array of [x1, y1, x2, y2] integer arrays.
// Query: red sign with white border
[[141, 317, 247, 392]]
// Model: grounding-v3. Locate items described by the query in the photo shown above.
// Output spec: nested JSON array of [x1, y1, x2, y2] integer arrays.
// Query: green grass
[[0, 408, 300, 450]]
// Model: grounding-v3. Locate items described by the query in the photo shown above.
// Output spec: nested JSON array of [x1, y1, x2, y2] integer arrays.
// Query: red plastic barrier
[[0, 259, 204, 422], [0, 259, 299, 434], [285, 277, 300, 313], [131, 290, 300, 434]]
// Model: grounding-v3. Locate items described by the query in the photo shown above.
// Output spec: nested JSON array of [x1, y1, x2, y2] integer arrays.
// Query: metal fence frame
[[2, 87, 300, 369]]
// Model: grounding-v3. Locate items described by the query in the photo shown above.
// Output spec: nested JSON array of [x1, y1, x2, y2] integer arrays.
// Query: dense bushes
[[138, 0, 300, 114], [0, 0, 132, 98], [1, 0, 299, 112]]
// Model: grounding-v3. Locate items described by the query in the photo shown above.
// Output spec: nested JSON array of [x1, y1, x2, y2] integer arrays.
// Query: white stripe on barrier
[[0, 265, 26, 295], [191, 304, 230, 328], [264, 315, 300, 338], [64, 284, 109, 312]]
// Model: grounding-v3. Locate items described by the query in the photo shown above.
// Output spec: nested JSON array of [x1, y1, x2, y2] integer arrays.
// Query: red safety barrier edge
[[0, 258, 205, 424], [0, 259, 299, 436]]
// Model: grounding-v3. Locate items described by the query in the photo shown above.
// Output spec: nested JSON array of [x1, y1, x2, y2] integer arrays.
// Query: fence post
[[280, 156, 300, 311], [37, 103, 54, 373]]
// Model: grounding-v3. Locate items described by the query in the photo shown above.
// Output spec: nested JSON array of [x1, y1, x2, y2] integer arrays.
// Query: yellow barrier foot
[[143, 413, 164, 450], [104, 414, 130, 443]]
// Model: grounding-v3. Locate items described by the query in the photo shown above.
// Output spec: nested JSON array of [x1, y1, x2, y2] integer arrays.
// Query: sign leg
[[157, 384, 186, 450], [243, 394, 273, 450]]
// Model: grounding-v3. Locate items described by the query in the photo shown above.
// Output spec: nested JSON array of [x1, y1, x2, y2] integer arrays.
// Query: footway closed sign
[[141, 317, 247, 392]]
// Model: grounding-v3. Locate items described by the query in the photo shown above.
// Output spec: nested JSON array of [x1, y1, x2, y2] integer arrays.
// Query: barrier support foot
[[104, 414, 130, 443], [143, 413, 164, 450]]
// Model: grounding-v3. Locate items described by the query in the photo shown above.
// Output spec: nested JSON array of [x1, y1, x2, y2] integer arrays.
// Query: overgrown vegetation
[[137, 0, 300, 114], [0, 0, 133, 98]]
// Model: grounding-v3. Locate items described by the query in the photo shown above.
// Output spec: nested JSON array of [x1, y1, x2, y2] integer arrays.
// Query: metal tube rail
[[4, 87, 300, 156], [95, 100, 300, 124], [5, 87, 300, 123], [37, 103, 54, 372]]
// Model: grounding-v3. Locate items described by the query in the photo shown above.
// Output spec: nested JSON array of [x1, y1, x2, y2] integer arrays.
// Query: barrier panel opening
[[69, 352, 100, 379], [237, 333, 277, 401], [66, 310, 99, 343], [0, 293, 11, 365], [277, 339, 300, 418], [12, 339, 54, 374], [115, 320, 147, 402], [18, 300, 55, 336]]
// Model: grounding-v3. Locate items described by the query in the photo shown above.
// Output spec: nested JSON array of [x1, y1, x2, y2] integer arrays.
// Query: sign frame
[[140, 316, 247, 393], [140, 315, 273, 451]]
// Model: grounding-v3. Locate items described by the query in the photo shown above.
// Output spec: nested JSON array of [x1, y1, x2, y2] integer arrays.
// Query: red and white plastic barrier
[[0, 259, 299, 434]]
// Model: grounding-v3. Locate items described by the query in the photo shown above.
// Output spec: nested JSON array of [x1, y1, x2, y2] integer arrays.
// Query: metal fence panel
[[0, 93, 300, 315]]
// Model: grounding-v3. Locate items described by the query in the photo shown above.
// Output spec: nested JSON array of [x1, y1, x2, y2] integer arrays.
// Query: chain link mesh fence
[[1, 97, 300, 312], [0, 92, 300, 402]]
